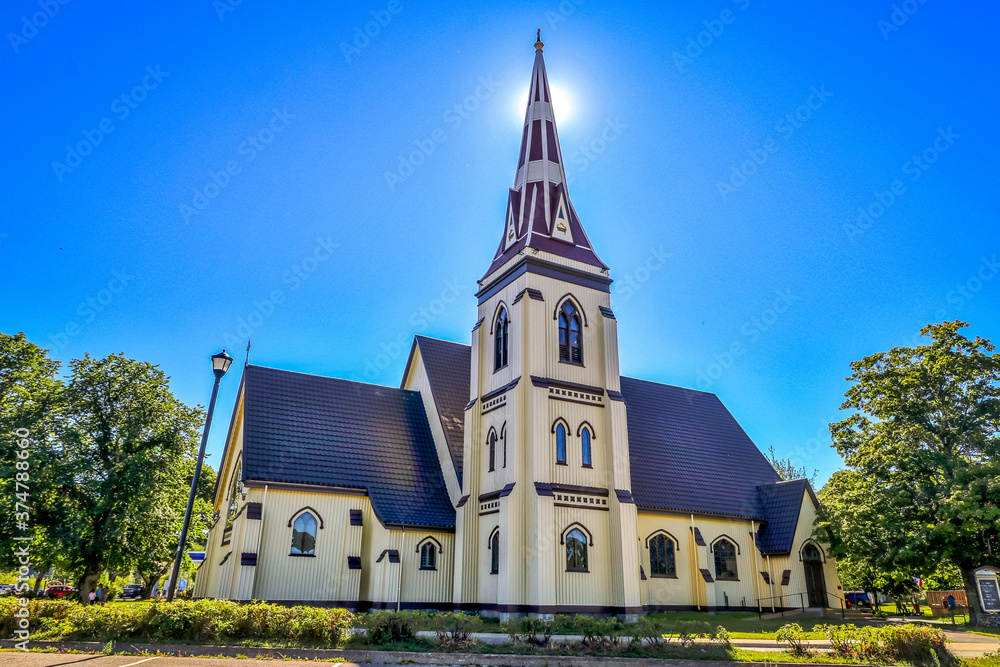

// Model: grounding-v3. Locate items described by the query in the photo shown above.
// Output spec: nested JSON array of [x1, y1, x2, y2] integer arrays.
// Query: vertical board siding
[[252, 490, 363, 602]]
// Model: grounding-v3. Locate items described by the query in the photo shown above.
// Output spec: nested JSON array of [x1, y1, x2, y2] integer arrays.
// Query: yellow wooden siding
[[400, 346, 462, 504]]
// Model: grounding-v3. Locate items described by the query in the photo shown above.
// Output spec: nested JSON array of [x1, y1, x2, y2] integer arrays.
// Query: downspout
[[396, 528, 405, 612], [750, 520, 760, 612], [766, 554, 775, 612], [249, 485, 268, 600], [691, 514, 700, 611]]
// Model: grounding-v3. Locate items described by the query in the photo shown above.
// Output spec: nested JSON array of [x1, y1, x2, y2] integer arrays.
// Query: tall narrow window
[[558, 301, 582, 364], [488, 431, 497, 472], [420, 542, 437, 570], [222, 463, 242, 545], [290, 512, 317, 555], [565, 529, 588, 572], [494, 307, 509, 370], [490, 532, 500, 574], [581, 427, 592, 467], [501, 426, 507, 468], [650, 535, 676, 576], [713, 539, 738, 580], [555, 423, 566, 464]]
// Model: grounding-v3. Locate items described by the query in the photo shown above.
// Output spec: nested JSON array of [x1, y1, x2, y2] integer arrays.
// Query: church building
[[195, 36, 841, 617]]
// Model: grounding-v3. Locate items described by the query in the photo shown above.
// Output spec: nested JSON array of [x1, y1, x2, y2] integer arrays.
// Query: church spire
[[484, 33, 607, 279]]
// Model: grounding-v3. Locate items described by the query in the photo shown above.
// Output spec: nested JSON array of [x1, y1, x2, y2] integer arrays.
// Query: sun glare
[[511, 83, 573, 126]]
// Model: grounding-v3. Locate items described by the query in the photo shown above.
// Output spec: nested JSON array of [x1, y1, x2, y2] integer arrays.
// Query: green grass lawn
[[647, 610, 869, 637]]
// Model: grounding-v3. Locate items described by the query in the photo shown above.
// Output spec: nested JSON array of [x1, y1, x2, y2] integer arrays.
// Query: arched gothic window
[[713, 538, 738, 580], [494, 306, 509, 370], [290, 512, 317, 555], [420, 542, 437, 570], [555, 423, 567, 464], [581, 427, 592, 467], [222, 462, 242, 545], [490, 531, 500, 574], [558, 301, 582, 364], [565, 528, 588, 572], [802, 544, 822, 561], [488, 430, 497, 472], [649, 535, 676, 576]]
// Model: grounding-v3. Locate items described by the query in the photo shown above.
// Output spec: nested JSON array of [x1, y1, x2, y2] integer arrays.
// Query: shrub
[[816, 622, 956, 667], [0, 598, 352, 646], [776, 622, 810, 655], [636, 615, 669, 645], [432, 612, 483, 648], [887, 624, 955, 667], [362, 610, 418, 645]]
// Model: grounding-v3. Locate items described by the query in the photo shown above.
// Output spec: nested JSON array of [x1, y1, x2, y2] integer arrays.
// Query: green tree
[[820, 321, 1000, 625], [124, 461, 216, 599], [766, 445, 819, 486], [0, 332, 63, 582], [46, 352, 206, 603]]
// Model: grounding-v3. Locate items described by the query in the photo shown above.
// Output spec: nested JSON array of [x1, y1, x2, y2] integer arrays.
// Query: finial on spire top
[[534, 29, 544, 52]]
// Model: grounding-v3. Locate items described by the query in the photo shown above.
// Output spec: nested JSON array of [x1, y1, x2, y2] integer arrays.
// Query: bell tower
[[452, 33, 641, 618]]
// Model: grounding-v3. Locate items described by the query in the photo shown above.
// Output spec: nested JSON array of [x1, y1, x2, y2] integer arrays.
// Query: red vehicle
[[45, 585, 76, 598]]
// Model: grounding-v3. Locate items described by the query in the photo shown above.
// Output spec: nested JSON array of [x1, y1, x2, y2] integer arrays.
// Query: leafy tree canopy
[[818, 321, 1000, 624]]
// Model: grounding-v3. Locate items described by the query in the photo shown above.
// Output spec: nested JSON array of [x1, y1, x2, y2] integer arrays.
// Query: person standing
[[88, 590, 96, 605]]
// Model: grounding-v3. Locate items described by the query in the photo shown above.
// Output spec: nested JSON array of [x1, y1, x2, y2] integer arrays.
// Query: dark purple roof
[[408, 336, 471, 485], [236, 340, 809, 537], [755, 479, 815, 554], [619, 376, 782, 520], [241, 365, 455, 530]]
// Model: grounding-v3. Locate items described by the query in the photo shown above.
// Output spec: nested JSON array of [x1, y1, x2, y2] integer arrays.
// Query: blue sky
[[2, 0, 997, 486]]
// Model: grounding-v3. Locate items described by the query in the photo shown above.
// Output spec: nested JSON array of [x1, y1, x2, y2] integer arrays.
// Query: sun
[[511, 83, 573, 125]]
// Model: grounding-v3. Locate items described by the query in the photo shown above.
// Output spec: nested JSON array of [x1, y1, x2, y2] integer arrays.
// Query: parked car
[[0, 584, 15, 595], [120, 584, 145, 599], [44, 585, 76, 598], [845, 590, 872, 608]]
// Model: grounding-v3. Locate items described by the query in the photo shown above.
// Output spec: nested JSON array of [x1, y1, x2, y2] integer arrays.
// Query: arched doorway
[[802, 544, 827, 607]]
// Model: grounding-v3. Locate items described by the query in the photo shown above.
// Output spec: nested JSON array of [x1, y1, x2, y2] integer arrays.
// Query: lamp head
[[211, 350, 234, 379]]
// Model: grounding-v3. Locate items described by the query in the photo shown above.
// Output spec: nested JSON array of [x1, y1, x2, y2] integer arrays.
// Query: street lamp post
[[167, 350, 233, 602]]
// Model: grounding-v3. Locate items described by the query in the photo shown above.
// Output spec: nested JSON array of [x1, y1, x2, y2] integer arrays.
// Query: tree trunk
[[77, 565, 101, 605], [139, 570, 165, 600], [961, 565, 982, 626], [32, 568, 46, 595]]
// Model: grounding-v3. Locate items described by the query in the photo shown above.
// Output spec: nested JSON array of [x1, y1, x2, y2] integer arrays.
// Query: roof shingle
[[619, 376, 782, 520], [242, 365, 455, 530]]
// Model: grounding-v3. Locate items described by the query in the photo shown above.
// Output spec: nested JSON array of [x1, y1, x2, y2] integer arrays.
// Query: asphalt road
[[0, 656, 434, 667]]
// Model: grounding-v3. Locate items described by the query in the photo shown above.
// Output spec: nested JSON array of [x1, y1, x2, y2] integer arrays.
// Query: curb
[[0, 639, 895, 666]]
